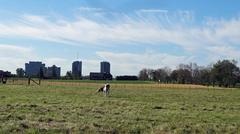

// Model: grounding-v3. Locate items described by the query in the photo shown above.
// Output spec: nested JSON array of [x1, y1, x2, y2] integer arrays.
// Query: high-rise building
[[25, 61, 46, 77], [46, 65, 61, 79], [72, 61, 82, 79], [100, 61, 110, 74]]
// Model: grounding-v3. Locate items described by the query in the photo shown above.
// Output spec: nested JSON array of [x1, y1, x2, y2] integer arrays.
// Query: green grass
[[45, 79, 155, 84], [0, 84, 240, 133]]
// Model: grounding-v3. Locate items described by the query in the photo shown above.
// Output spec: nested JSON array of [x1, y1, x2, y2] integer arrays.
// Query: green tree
[[16, 68, 25, 78], [154, 68, 168, 83], [211, 60, 240, 87], [199, 68, 211, 86], [66, 71, 73, 80]]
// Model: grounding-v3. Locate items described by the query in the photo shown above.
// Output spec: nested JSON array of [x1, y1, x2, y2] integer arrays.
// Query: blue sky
[[0, 0, 240, 75]]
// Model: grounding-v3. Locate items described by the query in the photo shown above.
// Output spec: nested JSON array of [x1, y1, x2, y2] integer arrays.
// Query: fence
[[3, 77, 41, 86]]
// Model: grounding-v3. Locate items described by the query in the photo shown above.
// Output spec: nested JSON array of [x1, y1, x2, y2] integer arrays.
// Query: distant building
[[16, 68, 25, 77], [89, 61, 112, 80], [46, 65, 61, 79], [100, 61, 110, 74], [72, 61, 82, 79], [116, 75, 138, 81], [0, 70, 11, 77], [89, 72, 112, 80], [25, 61, 46, 77]]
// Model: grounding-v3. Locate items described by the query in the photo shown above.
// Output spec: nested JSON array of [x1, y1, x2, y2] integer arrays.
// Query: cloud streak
[[0, 9, 240, 74], [0, 44, 35, 72], [96, 51, 194, 75], [78, 7, 103, 12], [0, 11, 240, 49], [0, 10, 239, 53], [138, 9, 168, 13]]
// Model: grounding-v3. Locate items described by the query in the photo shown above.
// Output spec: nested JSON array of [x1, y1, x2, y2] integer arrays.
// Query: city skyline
[[0, 0, 240, 75], [16, 60, 111, 77]]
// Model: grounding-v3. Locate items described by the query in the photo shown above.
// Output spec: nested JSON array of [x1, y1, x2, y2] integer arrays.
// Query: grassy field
[[45, 80, 156, 84], [0, 83, 240, 133]]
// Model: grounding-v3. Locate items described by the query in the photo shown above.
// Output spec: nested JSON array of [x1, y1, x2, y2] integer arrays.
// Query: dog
[[97, 83, 110, 96]]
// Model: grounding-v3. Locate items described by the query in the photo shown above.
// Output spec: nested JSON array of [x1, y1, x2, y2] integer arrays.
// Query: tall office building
[[72, 61, 82, 79], [25, 61, 46, 77], [46, 65, 61, 78], [100, 61, 110, 74], [90, 61, 112, 80]]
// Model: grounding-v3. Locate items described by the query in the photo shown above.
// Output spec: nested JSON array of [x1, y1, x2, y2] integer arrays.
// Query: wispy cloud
[[0, 44, 71, 75], [138, 9, 168, 13], [0, 44, 33, 57], [0, 44, 35, 72], [0, 9, 240, 74], [78, 6, 103, 12], [96, 51, 194, 75], [0, 10, 239, 53], [0, 44, 32, 53]]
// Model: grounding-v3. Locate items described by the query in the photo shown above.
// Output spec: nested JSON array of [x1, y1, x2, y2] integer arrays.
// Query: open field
[[0, 83, 240, 133], [46, 80, 156, 84], [7, 79, 211, 90]]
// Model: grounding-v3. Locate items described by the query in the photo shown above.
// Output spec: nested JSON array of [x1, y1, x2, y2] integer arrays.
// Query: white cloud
[[0, 44, 35, 72], [43, 58, 68, 67], [206, 46, 240, 62], [0, 57, 26, 72], [82, 59, 100, 74], [138, 9, 168, 13], [0, 10, 240, 75], [42, 58, 69, 75], [78, 7, 103, 12], [96, 51, 194, 75], [0, 44, 32, 54], [0, 11, 239, 52], [0, 11, 238, 53]]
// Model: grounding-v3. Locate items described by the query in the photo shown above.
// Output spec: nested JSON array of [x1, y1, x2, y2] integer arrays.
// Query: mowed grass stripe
[[43, 81, 209, 90], [6, 79, 229, 90]]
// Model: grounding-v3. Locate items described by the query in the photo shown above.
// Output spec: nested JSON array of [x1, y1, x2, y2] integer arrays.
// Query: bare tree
[[138, 69, 149, 81]]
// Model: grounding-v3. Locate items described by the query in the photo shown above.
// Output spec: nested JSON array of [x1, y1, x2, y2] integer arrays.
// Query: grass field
[[0, 83, 240, 133], [46, 80, 156, 84]]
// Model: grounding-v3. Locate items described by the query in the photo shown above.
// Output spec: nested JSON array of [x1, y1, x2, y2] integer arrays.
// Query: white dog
[[97, 83, 110, 96]]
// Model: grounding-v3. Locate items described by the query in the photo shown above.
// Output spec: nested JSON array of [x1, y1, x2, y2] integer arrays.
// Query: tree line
[[139, 60, 240, 88]]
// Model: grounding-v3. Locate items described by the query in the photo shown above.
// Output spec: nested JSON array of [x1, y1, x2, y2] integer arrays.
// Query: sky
[[0, 0, 240, 76]]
